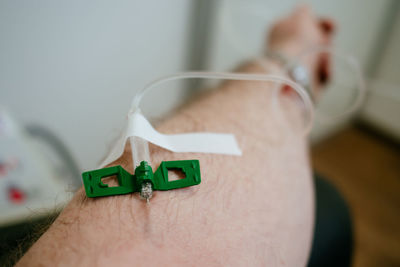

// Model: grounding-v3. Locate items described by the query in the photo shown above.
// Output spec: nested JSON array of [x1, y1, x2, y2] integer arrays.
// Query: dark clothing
[[308, 175, 353, 267]]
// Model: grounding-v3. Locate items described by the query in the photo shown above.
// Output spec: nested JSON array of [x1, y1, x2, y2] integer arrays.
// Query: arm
[[17, 6, 334, 267]]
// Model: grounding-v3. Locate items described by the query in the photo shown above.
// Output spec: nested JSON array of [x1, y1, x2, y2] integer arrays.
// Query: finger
[[292, 4, 313, 19], [317, 52, 331, 86], [319, 18, 336, 35]]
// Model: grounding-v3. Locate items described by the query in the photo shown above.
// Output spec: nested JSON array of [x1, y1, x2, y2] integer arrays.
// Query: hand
[[267, 5, 335, 88]]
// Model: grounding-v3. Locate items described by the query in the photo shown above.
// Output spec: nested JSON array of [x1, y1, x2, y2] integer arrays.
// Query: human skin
[[17, 6, 334, 267]]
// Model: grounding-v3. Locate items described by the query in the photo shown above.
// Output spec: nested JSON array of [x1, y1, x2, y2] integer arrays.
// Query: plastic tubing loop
[[131, 72, 315, 136], [220, 1, 366, 123], [286, 46, 366, 122], [129, 72, 314, 167]]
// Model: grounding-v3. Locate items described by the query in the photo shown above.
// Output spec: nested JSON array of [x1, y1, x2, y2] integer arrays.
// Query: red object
[[8, 187, 26, 204], [282, 85, 293, 95]]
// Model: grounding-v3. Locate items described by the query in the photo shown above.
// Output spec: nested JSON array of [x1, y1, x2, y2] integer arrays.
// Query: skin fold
[[16, 6, 334, 267]]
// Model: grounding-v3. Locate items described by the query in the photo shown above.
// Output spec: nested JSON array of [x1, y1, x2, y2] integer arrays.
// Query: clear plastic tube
[[220, 1, 366, 123], [129, 72, 314, 166], [287, 46, 366, 122], [130, 136, 151, 169]]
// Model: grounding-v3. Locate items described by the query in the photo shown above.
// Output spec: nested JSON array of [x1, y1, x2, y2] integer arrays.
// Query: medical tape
[[99, 112, 242, 167]]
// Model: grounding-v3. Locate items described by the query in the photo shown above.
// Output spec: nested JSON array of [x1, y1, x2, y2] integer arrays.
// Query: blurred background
[[0, 0, 399, 266]]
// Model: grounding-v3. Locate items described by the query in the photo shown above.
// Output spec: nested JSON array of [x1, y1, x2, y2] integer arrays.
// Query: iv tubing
[[131, 72, 314, 124], [129, 72, 314, 166], [287, 46, 366, 122], [220, 1, 366, 122]]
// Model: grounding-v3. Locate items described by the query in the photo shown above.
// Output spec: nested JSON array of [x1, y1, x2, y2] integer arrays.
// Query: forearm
[[17, 62, 314, 266]]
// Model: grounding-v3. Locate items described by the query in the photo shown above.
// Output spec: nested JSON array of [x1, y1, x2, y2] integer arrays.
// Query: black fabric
[[308, 175, 353, 267]]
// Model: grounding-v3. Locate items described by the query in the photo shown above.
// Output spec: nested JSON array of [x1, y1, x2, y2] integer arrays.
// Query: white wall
[[0, 0, 195, 169], [1, 0, 397, 172], [205, 0, 392, 141], [361, 11, 400, 140]]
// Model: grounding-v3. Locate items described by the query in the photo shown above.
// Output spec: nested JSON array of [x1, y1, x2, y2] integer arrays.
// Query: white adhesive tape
[[99, 112, 242, 167]]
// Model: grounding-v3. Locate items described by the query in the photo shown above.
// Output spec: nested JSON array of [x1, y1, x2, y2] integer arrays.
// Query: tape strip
[[100, 112, 242, 167]]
